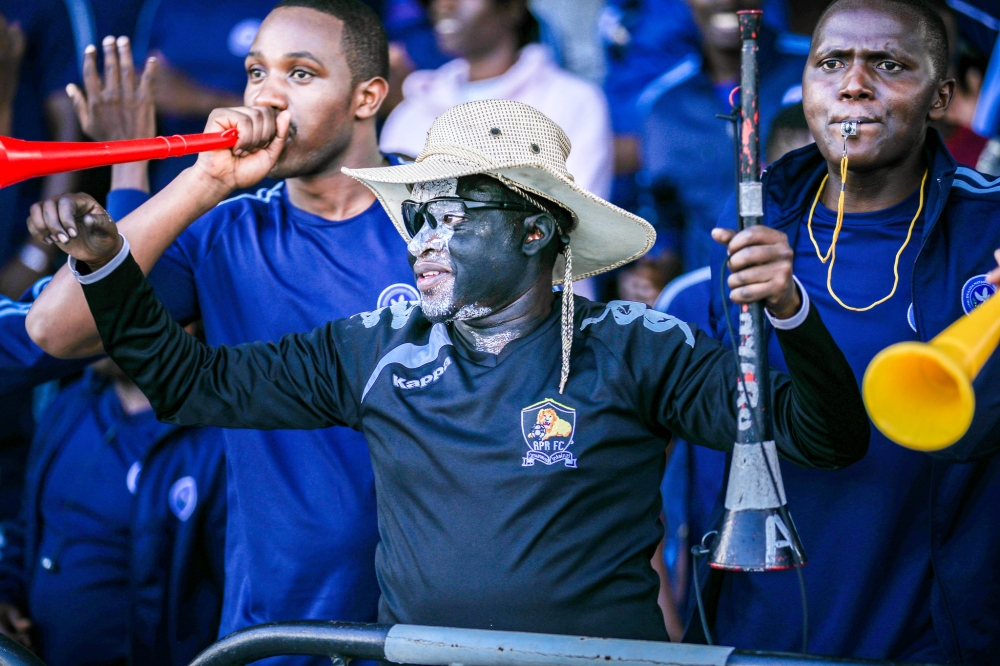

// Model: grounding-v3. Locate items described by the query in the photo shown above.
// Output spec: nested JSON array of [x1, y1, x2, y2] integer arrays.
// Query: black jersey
[[83, 253, 868, 642]]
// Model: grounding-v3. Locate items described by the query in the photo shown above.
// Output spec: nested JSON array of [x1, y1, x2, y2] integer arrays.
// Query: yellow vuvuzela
[[863, 292, 1000, 451]]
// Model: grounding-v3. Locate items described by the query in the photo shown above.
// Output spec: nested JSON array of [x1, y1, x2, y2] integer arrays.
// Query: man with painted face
[[26, 1, 416, 662], [703, 0, 1000, 661], [31, 99, 869, 641]]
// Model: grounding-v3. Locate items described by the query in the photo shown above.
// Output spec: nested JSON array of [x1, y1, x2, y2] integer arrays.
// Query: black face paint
[[407, 175, 550, 325]]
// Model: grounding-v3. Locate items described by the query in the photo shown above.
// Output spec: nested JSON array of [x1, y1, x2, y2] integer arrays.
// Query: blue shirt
[[146, 181, 417, 662], [713, 187, 946, 662], [30, 380, 168, 666]]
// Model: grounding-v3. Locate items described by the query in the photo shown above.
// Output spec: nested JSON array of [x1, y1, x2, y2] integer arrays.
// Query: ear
[[928, 77, 956, 122], [521, 212, 557, 257], [354, 76, 390, 121]]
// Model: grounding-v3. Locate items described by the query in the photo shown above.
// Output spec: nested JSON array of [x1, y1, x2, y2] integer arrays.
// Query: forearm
[[771, 306, 870, 469], [111, 162, 150, 192], [82, 246, 344, 430], [26, 168, 228, 357]]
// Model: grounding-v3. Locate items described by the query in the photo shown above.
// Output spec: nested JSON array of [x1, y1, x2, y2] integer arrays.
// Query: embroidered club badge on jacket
[[961, 275, 997, 315], [521, 399, 577, 468]]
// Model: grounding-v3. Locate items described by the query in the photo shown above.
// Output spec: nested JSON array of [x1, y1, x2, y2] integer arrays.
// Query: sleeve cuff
[[69, 235, 130, 285], [766, 276, 810, 330]]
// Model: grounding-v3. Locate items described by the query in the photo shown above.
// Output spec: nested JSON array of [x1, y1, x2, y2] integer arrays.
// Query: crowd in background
[[0, 0, 998, 664]]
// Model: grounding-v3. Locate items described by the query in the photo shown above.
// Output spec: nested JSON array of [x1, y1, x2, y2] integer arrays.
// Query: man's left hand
[[712, 226, 801, 319]]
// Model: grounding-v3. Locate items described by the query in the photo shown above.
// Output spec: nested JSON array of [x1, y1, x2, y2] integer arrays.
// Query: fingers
[[26, 194, 103, 245], [101, 35, 120, 99], [66, 83, 88, 128], [117, 36, 135, 94], [206, 106, 278, 156], [81, 43, 101, 100], [138, 56, 157, 97], [711, 227, 737, 246]]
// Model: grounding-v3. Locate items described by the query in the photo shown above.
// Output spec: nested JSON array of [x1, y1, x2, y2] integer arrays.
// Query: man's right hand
[[191, 106, 291, 195], [0, 603, 32, 649], [27, 194, 122, 269]]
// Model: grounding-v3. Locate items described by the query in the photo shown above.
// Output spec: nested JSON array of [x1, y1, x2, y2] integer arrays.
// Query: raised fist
[[27, 193, 122, 268]]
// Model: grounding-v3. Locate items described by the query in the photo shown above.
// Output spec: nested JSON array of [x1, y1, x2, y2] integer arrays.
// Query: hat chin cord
[[559, 240, 573, 394]]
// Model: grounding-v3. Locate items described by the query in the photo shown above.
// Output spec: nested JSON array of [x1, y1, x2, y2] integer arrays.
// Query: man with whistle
[[26, 1, 416, 661], [703, 0, 1000, 661], [27, 96, 871, 641]]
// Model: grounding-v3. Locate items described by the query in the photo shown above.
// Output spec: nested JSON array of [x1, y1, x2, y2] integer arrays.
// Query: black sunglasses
[[401, 196, 540, 237]]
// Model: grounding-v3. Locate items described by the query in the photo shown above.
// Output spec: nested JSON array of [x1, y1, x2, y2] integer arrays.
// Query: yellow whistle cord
[[806, 155, 928, 312]]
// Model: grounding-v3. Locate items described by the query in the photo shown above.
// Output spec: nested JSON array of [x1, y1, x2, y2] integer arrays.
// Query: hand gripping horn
[[0, 129, 239, 188], [863, 291, 1000, 451]]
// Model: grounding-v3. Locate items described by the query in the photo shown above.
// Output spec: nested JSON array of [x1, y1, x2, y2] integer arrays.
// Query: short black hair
[[274, 0, 389, 83], [818, 0, 949, 79]]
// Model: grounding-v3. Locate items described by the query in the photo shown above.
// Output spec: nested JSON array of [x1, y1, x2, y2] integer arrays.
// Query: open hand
[[27, 193, 122, 268], [190, 106, 291, 194], [712, 226, 801, 319], [0, 602, 32, 649], [67, 36, 157, 142]]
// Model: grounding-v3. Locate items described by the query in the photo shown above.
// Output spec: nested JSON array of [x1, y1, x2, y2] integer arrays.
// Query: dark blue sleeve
[[147, 229, 202, 326], [106, 189, 151, 222], [0, 279, 92, 390]]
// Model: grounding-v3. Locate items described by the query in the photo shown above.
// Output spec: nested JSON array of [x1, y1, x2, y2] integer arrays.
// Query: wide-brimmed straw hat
[[342, 99, 655, 285]]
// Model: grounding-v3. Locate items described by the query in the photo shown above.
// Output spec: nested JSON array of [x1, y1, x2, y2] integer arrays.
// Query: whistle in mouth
[[841, 121, 858, 137]]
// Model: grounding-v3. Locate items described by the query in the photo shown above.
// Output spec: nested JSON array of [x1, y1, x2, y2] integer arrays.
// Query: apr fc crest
[[521, 399, 577, 468]]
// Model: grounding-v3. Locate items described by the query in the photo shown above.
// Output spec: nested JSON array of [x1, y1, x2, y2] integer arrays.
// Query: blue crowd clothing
[[30, 375, 162, 665], [83, 227, 871, 642], [0, 278, 92, 394], [382, 0, 448, 72], [0, 0, 78, 266], [132, 0, 273, 191], [640, 29, 809, 271], [706, 131, 1000, 663], [0, 278, 93, 521], [0, 370, 227, 666], [144, 178, 417, 663], [599, 0, 699, 137]]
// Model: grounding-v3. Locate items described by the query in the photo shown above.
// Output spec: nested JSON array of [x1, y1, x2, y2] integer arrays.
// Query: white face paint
[[406, 178, 492, 322], [407, 179, 459, 258], [469, 327, 516, 354]]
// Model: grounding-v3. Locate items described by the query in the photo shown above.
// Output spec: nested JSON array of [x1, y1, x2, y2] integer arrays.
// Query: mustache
[[417, 249, 452, 265]]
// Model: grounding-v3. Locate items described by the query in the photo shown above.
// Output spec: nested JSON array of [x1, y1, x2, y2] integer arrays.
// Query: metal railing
[[0, 622, 942, 666], [185, 622, 941, 666], [0, 634, 44, 666]]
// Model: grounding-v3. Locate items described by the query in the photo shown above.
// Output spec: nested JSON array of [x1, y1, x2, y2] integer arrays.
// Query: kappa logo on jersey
[[169, 476, 198, 522], [378, 283, 420, 309], [393, 356, 452, 390], [521, 399, 577, 468], [961, 275, 996, 315]]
